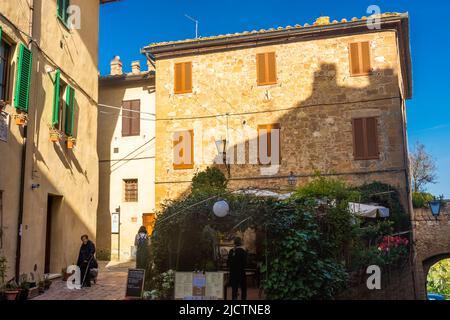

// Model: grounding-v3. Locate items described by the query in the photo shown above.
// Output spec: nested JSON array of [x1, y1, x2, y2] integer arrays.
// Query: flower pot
[[5, 290, 19, 301], [15, 117, 26, 125], [50, 132, 59, 142], [67, 139, 75, 149]]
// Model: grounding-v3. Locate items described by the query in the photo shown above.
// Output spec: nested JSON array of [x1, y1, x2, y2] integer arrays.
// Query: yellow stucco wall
[[97, 76, 156, 261], [154, 31, 410, 210], [0, 0, 101, 278]]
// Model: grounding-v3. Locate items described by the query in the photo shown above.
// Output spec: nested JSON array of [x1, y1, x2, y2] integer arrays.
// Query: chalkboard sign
[[125, 269, 145, 299]]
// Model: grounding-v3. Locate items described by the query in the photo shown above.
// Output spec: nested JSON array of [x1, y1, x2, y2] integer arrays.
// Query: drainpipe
[[15, 0, 34, 281]]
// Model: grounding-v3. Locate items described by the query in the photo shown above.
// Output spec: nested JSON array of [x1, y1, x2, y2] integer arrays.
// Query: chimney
[[110, 56, 123, 75], [131, 60, 141, 74]]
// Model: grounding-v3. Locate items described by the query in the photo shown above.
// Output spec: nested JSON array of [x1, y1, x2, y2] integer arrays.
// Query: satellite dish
[[213, 200, 229, 218]]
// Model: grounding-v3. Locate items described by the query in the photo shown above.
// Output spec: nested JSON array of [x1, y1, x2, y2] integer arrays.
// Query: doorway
[[44, 195, 62, 274]]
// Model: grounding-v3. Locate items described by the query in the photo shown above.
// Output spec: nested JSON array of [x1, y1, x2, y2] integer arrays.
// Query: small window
[[352, 117, 379, 160], [122, 100, 140, 137], [0, 33, 12, 102], [174, 62, 192, 94], [257, 123, 281, 165], [256, 52, 277, 86], [52, 70, 68, 132], [173, 130, 194, 169], [349, 41, 371, 76], [124, 179, 138, 202], [57, 0, 70, 26]]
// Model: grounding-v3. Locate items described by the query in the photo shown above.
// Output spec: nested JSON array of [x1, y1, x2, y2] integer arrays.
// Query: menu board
[[125, 269, 145, 299], [175, 272, 225, 300]]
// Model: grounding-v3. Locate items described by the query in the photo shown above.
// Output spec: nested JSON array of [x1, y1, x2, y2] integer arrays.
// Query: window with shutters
[[65, 86, 75, 136], [174, 62, 192, 94], [14, 43, 32, 112], [256, 52, 277, 86], [52, 70, 69, 132], [122, 100, 140, 137], [0, 30, 12, 102], [173, 130, 194, 169], [123, 179, 138, 202], [352, 117, 379, 160], [57, 0, 71, 26], [257, 123, 281, 165], [349, 41, 372, 76]]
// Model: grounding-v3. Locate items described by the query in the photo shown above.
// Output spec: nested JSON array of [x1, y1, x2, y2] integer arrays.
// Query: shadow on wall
[[158, 63, 407, 209]]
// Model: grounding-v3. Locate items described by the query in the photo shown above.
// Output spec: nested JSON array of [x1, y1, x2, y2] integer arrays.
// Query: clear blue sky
[[100, 0, 450, 197]]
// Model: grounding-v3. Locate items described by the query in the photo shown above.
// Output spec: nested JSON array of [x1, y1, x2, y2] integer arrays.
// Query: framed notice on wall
[[0, 111, 9, 142], [111, 212, 120, 234]]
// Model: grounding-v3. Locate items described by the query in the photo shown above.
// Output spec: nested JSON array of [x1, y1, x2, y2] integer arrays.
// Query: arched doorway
[[423, 254, 450, 300]]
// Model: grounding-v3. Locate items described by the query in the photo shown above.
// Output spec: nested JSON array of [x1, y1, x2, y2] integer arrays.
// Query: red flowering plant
[[377, 235, 410, 266]]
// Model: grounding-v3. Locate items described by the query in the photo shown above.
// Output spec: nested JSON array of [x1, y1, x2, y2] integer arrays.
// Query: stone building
[[97, 57, 156, 261], [142, 13, 412, 212], [0, 0, 116, 280]]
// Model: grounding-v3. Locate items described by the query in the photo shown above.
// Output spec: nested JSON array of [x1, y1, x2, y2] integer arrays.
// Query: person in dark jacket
[[77, 235, 96, 287], [227, 237, 247, 300], [134, 226, 150, 269]]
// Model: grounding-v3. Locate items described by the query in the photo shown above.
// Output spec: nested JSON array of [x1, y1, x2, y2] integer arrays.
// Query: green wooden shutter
[[65, 86, 75, 136], [52, 69, 61, 126], [14, 44, 33, 112], [0, 26, 2, 43]]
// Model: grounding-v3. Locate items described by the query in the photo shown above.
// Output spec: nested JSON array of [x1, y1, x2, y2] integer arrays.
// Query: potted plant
[[38, 280, 45, 293], [43, 275, 52, 290], [18, 278, 30, 301], [67, 137, 76, 149], [48, 125, 60, 142], [14, 113, 27, 126], [4, 280, 20, 300]]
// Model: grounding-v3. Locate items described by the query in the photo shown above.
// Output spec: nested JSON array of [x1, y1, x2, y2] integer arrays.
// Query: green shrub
[[192, 166, 227, 193], [412, 192, 434, 208]]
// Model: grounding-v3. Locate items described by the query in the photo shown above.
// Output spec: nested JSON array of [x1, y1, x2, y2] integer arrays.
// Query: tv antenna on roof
[[184, 14, 199, 39]]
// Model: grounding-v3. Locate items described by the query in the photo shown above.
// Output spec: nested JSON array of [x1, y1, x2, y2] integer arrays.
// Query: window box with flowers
[[66, 136, 76, 149], [14, 113, 27, 126]]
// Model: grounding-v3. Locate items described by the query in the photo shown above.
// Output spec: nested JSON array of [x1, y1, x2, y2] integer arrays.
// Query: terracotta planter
[[5, 290, 19, 301], [15, 117, 26, 125], [50, 132, 59, 142], [67, 139, 75, 149]]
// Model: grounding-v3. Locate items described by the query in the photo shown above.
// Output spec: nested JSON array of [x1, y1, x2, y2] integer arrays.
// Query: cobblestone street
[[32, 261, 131, 300]]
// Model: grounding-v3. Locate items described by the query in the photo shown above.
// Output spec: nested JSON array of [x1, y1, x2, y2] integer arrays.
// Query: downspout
[[15, 0, 34, 280]]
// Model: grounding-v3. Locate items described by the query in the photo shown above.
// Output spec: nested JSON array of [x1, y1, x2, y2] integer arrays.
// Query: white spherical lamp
[[213, 200, 229, 218]]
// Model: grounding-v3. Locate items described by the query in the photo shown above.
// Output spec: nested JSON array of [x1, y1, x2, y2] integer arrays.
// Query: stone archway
[[422, 253, 450, 298], [413, 201, 450, 299]]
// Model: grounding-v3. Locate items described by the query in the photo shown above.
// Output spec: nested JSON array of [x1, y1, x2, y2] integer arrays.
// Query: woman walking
[[135, 226, 150, 269]]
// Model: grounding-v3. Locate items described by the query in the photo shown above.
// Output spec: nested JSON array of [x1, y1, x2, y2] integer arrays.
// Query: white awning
[[233, 189, 293, 200], [348, 202, 390, 218]]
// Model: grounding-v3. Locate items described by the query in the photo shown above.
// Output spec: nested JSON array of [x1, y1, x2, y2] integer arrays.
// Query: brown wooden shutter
[[131, 100, 140, 136], [257, 52, 277, 86], [267, 52, 277, 84], [184, 62, 192, 92], [349, 42, 371, 76], [122, 101, 131, 136], [365, 117, 379, 158], [361, 41, 371, 74], [174, 62, 192, 94], [352, 117, 379, 160], [352, 118, 365, 159], [349, 43, 361, 75], [174, 63, 183, 93]]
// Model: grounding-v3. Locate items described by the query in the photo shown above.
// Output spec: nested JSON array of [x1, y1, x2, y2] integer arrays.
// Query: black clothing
[[227, 247, 247, 300], [77, 240, 96, 287]]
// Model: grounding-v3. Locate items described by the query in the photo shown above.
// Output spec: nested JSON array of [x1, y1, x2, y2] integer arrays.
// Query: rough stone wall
[[339, 264, 416, 300], [413, 202, 450, 299], [154, 31, 409, 209]]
